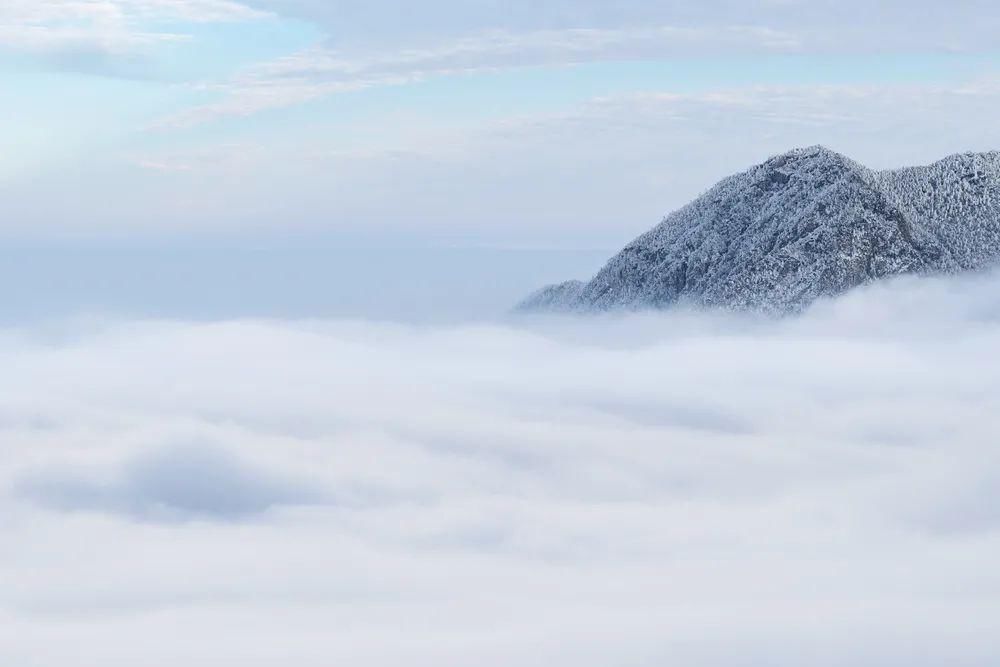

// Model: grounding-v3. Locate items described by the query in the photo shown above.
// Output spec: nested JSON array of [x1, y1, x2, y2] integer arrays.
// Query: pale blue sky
[[3, 1, 1000, 317]]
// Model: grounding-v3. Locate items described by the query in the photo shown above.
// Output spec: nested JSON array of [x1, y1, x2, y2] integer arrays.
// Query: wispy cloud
[[153, 24, 802, 127], [151, 0, 1000, 130], [0, 0, 267, 58], [129, 143, 262, 172], [249, 0, 1000, 54], [7, 77, 997, 243], [133, 158, 197, 172]]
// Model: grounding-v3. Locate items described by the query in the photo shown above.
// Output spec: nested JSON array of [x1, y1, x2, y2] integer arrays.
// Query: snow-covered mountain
[[518, 146, 1000, 314]]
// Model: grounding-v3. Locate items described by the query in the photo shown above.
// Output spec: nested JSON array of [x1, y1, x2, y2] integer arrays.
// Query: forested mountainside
[[519, 146, 1000, 314]]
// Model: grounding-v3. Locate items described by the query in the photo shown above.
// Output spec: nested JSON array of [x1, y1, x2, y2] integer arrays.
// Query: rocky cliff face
[[519, 146, 1000, 314]]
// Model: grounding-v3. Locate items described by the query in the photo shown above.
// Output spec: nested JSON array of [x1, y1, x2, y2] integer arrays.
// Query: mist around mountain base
[[3, 269, 1000, 666]]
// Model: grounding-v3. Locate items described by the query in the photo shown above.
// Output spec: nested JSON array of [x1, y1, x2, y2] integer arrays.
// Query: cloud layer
[[2, 271, 1000, 665], [6, 1, 1000, 243], [156, 0, 1000, 127], [247, 0, 1000, 52], [0, 0, 265, 61], [20, 79, 999, 244]]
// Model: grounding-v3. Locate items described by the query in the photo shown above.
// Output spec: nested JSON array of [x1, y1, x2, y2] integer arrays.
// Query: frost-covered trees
[[519, 146, 1000, 314]]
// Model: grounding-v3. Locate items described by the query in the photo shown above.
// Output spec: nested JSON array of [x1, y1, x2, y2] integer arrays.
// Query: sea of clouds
[[3, 271, 1000, 666]]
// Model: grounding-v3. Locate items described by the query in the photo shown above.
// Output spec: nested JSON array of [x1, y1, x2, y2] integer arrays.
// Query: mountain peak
[[779, 144, 841, 158], [518, 147, 1000, 314], [763, 145, 859, 171]]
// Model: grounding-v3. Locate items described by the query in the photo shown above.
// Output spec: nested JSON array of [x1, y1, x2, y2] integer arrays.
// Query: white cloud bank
[[2, 271, 1000, 665]]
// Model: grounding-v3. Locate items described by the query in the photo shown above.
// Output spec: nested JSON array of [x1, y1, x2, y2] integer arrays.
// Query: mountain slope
[[519, 146, 1000, 314]]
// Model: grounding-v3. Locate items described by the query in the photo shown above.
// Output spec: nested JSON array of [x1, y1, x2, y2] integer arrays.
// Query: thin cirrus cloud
[[153, 24, 803, 128], [245, 0, 1000, 51], [147, 0, 1000, 127], [0, 0, 267, 58], [2, 272, 1000, 663], [74, 81, 996, 244], [6, 0, 1000, 243], [6, 78, 1000, 244]]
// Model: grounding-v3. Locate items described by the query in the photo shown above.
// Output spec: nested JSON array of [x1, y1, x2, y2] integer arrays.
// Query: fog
[[2, 271, 1000, 665]]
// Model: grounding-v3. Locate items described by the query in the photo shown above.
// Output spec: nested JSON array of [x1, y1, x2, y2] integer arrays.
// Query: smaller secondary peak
[[928, 150, 1000, 169], [517, 280, 586, 312]]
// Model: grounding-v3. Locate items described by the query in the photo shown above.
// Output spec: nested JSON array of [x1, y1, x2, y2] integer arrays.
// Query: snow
[[519, 146, 1000, 313]]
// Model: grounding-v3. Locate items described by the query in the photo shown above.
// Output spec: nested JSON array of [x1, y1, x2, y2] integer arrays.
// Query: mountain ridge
[[518, 146, 1000, 314]]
